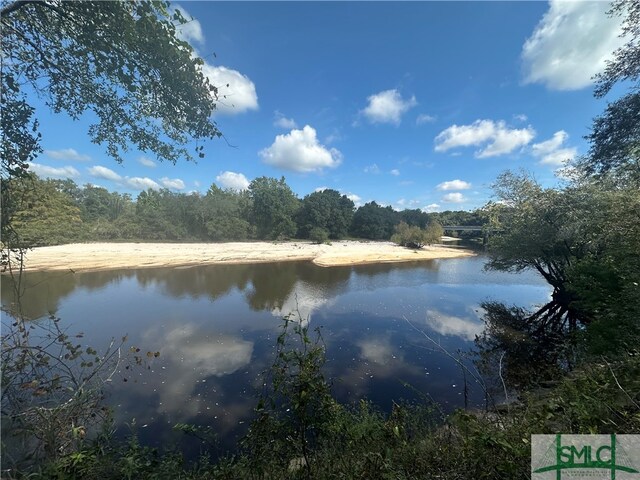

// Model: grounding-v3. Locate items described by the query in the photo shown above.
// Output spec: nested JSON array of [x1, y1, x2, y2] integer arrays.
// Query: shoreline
[[11, 240, 476, 273]]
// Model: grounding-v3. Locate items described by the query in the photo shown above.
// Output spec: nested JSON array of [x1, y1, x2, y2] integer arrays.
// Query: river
[[1, 256, 550, 456]]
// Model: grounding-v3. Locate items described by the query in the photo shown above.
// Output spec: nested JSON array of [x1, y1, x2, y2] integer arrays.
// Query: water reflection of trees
[[1, 260, 441, 321], [2, 262, 357, 320], [134, 264, 253, 300], [245, 262, 351, 312], [0, 270, 134, 320], [350, 260, 439, 277]]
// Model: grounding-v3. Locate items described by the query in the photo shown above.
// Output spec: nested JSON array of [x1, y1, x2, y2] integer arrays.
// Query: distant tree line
[[0, 174, 481, 247]]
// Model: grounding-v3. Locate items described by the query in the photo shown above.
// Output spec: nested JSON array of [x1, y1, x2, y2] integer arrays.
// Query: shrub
[[309, 227, 329, 244]]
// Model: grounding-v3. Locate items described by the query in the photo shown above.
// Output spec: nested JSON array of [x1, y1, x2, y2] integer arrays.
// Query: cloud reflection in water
[[140, 323, 254, 419], [424, 309, 484, 341]]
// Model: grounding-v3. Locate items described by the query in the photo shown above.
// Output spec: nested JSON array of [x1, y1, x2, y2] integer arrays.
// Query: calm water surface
[[2, 256, 550, 454]]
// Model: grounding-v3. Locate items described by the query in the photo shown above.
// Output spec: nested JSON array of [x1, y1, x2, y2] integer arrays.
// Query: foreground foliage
[[1, 0, 221, 178], [10, 321, 638, 480]]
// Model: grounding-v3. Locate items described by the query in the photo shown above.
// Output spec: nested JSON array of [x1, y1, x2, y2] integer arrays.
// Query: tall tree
[[350, 202, 398, 240], [593, 0, 640, 98], [296, 189, 354, 239], [0, 0, 221, 178], [248, 177, 299, 240], [201, 185, 253, 241], [135, 189, 185, 240], [579, 0, 640, 185], [1, 174, 82, 247], [485, 171, 640, 344]]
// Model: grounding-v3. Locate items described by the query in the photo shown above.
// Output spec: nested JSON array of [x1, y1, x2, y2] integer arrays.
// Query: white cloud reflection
[[357, 337, 395, 365], [271, 281, 335, 327], [425, 309, 483, 341], [141, 323, 253, 418]]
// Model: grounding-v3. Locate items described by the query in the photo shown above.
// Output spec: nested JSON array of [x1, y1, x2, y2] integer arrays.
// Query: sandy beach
[[15, 241, 475, 272]]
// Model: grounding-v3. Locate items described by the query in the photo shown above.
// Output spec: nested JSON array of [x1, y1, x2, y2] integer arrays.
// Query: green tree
[[579, 0, 640, 186], [484, 171, 640, 354], [399, 208, 430, 229], [391, 221, 443, 248], [1, 174, 82, 247], [1, 0, 221, 178], [248, 177, 299, 240], [350, 201, 399, 240], [296, 189, 354, 239], [391, 221, 425, 248], [135, 189, 186, 240], [79, 185, 130, 223], [309, 227, 329, 244], [201, 185, 253, 241], [581, 89, 640, 185], [424, 221, 444, 244], [593, 0, 640, 98], [486, 172, 588, 332]]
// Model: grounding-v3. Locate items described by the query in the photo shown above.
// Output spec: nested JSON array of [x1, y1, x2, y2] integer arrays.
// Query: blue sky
[[28, 1, 627, 212]]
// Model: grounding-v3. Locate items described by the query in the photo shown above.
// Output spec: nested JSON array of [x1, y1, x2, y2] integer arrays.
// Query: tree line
[[0, 173, 481, 247]]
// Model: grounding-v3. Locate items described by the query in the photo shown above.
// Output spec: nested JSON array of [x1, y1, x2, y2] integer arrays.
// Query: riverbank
[[15, 240, 475, 272]]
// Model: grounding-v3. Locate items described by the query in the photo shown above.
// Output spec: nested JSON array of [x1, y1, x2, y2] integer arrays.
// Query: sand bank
[[15, 241, 475, 272]]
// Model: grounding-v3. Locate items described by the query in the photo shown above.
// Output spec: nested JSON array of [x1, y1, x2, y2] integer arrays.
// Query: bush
[[391, 221, 442, 248], [309, 227, 329, 244]]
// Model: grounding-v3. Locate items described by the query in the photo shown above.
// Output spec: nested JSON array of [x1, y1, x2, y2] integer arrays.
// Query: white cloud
[[88, 165, 122, 182], [160, 177, 186, 191], [532, 130, 578, 166], [87, 165, 163, 190], [44, 148, 90, 162], [202, 64, 259, 115], [125, 177, 160, 191], [216, 171, 250, 191], [346, 193, 362, 206], [173, 5, 204, 46], [273, 111, 297, 129], [194, 180, 201, 188], [442, 192, 466, 204], [28, 163, 80, 179], [477, 125, 535, 158], [170, 7, 257, 116], [514, 113, 528, 122], [138, 156, 156, 168], [259, 125, 342, 173], [390, 169, 400, 176], [522, 0, 625, 90], [416, 113, 436, 125], [531, 130, 566, 155], [314, 186, 329, 192], [436, 179, 472, 191], [422, 203, 440, 213], [362, 89, 417, 125], [540, 148, 578, 166], [434, 119, 535, 158], [364, 163, 381, 174]]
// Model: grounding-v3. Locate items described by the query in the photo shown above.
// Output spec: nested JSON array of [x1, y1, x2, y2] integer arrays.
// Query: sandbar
[[13, 241, 475, 272]]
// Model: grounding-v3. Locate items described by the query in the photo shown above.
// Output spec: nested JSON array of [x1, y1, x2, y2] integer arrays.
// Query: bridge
[[442, 225, 500, 245], [442, 225, 485, 232]]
